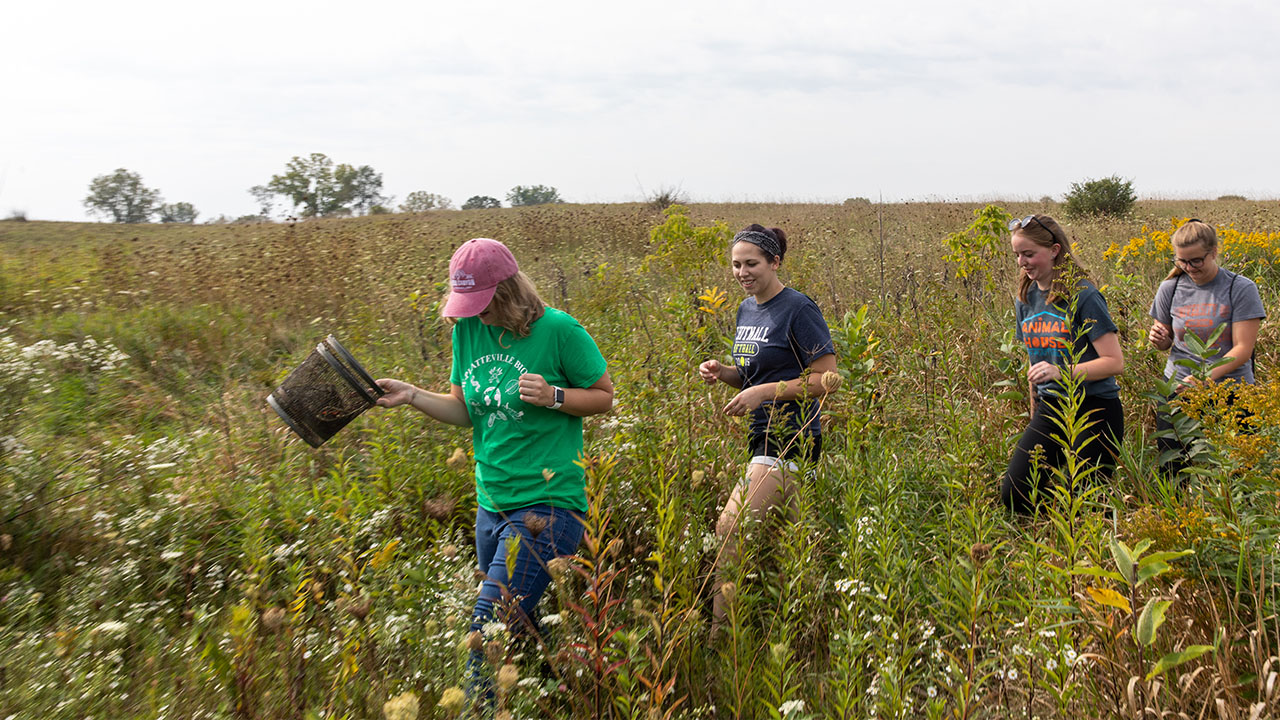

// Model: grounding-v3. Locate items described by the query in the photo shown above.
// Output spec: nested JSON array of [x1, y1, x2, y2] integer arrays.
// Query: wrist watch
[[549, 386, 565, 410]]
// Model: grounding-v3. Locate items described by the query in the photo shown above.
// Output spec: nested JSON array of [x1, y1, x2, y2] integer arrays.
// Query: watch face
[[555, 387, 565, 404]]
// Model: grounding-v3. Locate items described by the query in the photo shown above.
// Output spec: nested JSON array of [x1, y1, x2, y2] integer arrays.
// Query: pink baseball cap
[[441, 238, 519, 317]]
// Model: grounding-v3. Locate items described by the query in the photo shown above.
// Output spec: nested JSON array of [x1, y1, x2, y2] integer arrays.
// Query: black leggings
[[1002, 394, 1124, 513]]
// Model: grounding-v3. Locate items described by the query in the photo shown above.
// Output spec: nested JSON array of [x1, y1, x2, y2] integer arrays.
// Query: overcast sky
[[3, 0, 1279, 221]]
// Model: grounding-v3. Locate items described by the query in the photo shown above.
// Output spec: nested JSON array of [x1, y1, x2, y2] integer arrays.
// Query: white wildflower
[[778, 699, 806, 716]]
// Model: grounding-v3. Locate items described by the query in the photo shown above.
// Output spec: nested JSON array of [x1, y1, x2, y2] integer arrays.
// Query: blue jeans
[[470, 503, 585, 635], [467, 504, 584, 697]]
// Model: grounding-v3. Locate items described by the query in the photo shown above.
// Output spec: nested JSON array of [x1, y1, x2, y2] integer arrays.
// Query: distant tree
[[506, 185, 564, 207], [334, 163, 388, 215], [1063, 175, 1135, 218], [262, 153, 387, 217], [158, 202, 199, 224], [462, 195, 502, 210], [84, 168, 161, 223], [400, 191, 455, 212], [248, 185, 276, 218]]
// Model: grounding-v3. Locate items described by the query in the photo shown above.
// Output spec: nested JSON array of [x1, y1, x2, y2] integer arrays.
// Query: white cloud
[[2, 0, 1279, 220]]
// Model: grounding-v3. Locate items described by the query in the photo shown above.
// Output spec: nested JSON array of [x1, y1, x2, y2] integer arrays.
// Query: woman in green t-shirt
[[376, 238, 613, 687]]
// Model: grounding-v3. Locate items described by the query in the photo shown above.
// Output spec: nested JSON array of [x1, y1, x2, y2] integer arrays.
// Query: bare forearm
[[755, 373, 835, 404], [718, 364, 743, 389], [408, 388, 472, 427], [1070, 356, 1124, 382], [560, 386, 614, 417]]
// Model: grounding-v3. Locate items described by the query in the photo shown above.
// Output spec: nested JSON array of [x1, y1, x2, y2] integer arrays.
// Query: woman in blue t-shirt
[[1004, 214, 1125, 513], [697, 224, 837, 631], [1147, 219, 1266, 475]]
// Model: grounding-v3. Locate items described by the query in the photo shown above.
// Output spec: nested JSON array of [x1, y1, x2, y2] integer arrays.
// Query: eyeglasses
[[1008, 215, 1050, 234], [1174, 254, 1209, 269]]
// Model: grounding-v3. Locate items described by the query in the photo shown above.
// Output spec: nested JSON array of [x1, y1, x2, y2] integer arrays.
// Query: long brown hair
[[1164, 219, 1218, 280], [1014, 214, 1093, 304], [440, 270, 545, 338]]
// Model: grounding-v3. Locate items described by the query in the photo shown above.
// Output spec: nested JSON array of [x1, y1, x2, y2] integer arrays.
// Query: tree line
[[82, 154, 565, 224]]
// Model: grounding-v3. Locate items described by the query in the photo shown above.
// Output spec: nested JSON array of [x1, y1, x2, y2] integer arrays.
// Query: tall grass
[[1, 200, 1278, 718]]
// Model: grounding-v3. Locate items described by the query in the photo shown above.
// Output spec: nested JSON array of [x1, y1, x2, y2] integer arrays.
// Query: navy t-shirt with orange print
[[1015, 281, 1119, 400]]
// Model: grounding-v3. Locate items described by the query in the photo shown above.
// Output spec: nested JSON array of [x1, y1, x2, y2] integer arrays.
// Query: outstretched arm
[[376, 379, 472, 427]]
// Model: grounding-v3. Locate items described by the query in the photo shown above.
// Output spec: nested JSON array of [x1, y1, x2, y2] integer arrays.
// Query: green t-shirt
[[450, 307, 608, 513]]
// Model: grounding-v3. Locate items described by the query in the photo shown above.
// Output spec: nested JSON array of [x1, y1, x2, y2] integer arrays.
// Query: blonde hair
[[1164, 219, 1218, 280], [1013, 214, 1093, 304], [441, 271, 545, 338]]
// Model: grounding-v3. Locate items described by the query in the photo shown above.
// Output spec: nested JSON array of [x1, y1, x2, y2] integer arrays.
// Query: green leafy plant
[[1063, 175, 1136, 218], [1072, 536, 1212, 683], [942, 204, 1014, 297]]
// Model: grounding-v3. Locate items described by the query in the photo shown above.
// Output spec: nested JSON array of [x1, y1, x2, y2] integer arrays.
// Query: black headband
[[731, 230, 781, 258]]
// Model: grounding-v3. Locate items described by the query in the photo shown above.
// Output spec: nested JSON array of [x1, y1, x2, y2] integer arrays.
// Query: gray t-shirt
[[1149, 268, 1266, 383], [1015, 281, 1120, 400]]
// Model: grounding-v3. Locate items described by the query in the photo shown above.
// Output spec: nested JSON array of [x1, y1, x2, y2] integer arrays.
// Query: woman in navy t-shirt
[[697, 224, 837, 632]]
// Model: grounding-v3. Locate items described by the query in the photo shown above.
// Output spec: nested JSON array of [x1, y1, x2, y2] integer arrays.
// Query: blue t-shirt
[[731, 287, 835, 436], [1015, 281, 1120, 400]]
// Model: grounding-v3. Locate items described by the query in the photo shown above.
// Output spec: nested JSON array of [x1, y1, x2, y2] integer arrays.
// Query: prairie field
[[2, 199, 1279, 719]]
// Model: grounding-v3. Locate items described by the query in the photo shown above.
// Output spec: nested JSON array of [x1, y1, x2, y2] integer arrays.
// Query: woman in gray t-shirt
[[1148, 219, 1266, 473]]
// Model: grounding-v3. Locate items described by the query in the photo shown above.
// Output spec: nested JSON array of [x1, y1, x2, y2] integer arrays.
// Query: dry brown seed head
[[346, 596, 372, 621], [445, 447, 468, 470], [423, 495, 457, 522], [467, 630, 484, 652], [720, 581, 737, 605], [497, 663, 519, 692], [261, 607, 286, 632], [436, 686, 466, 714], [485, 638, 505, 666], [970, 542, 992, 568], [523, 513, 548, 538], [821, 371, 843, 393], [547, 556, 571, 583]]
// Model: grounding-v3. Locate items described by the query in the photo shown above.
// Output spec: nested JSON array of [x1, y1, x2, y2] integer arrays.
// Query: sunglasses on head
[[1008, 215, 1050, 234]]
